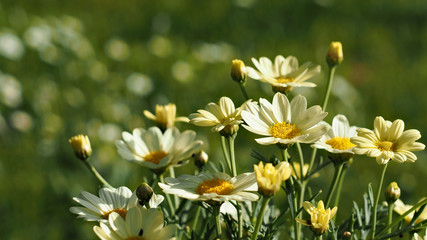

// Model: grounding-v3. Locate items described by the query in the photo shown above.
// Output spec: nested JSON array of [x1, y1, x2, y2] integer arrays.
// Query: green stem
[[251, 197, 270, 240], [83, 160, 113, 188], [227, 135, 242, 237], [238, 203, 243, 239], [386, 202, 394, 239], [168, 167, 180, 209], [296, 143, 304, 181], [159, 174, 175, 216], [317, 235, 323, 240], [322, 66, 336, 111], [239, 84, 249, 100], [214, 204, 222, 237], [191, 205, 201, 232], [220, 135, 232, 174], [306, 148, 318, 178], [372, 163, 389, 239], [333, 163, 348, 216], [281, 147, 289, 162], [325, 163, 344, 208], [228, 136, 237, 177]]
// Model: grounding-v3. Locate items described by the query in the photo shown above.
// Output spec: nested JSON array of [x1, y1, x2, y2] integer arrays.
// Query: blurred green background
[[1, 0, 427, 239]]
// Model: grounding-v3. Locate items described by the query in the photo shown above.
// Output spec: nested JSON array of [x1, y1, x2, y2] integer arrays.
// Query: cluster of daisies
[[69, 42, 426, 240]]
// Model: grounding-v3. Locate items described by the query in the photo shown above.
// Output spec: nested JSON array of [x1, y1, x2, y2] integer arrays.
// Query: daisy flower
[[189, 96, 251, 136], [158, 172, 258, 203], [70, 186, 164, 222], [116, 126, 203, 173], [70, 186, 138, 221], [241, 92, 329, 146], [143, 103, 189, 131], [296, 200, 337, 235], [246, 55, 321, 93], [311, 114, 357, 162], [94, 206, 176, 240], [351, 116, 425, 165]]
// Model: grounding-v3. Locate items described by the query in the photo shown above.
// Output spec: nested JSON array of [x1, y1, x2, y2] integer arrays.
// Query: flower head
[[159, 172, 258, 203], [70, 186, 139, 222], [312, 114, 357, 162], [189, 96, 251, 136], [351, 116, 425, 164], [296, 200, 337, 235], [254, 161, 292, 197], [326, 41, 343, 66], [69, 134, 92, 160], [143, 103, 189, 131], [246, 55, 321, 93], [241, 92, 328, 147], [116, 127, 203, 174], [94, 206, 176, 240], [393, 199, 427, 224]]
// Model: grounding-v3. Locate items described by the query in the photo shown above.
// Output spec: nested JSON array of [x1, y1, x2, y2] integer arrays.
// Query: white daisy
[[158, 172, 258, 202], [351, 116, 425, 165], [70, 186, 164, 222], [189, 96, 251, 136], [94, 206, 176, 240], [246, 55, 321, 93], [311, 114, 357, 160], [241, 92, 329, 146], [116, 126, 203, 172], [143, 103, 189, 131], [70, 186, 138, 221]]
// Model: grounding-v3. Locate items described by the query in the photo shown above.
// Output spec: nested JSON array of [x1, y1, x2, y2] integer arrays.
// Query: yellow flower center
[[195, 178, 234, 195], [269, 122, 300, 139], [325, 137, 356, 150], [376, 141, 397, 152], [101, 208, 128, 220], [144, 151, 168, 164], [276, 77, 294, 83]]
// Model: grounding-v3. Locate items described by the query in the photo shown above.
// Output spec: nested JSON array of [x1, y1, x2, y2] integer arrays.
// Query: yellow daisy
[[351, 116, 425, 164]]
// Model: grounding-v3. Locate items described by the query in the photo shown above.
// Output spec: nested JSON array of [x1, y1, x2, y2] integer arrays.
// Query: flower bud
[[326, 41, 343, 67], [192, 151, 209, 169], [343, 231, 351, 240], [136, 182, 154, 205], [231, 59, 247, 84], [385, 182, 401, 203], [69, 134, 92, 161]]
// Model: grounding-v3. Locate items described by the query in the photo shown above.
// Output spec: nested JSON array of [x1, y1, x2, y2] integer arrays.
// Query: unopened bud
[[231, 59, 247, 84], [326, 41, 343, 67], [69, 134, 92, 161], [385, 182, 401, 203], [136, 183, 154, 205], [343, 231, 351, 240], [192, 151, 209, 169]]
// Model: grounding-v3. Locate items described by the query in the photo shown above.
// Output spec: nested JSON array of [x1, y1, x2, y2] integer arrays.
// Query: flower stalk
[[371, 163, 389, 238], [325, 162, 344, 208], [251, 196, 270, 240], [83, 160, 113, 188]]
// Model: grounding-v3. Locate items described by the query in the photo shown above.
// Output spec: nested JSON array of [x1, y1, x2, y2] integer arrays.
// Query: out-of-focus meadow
[[1, 0, 427, 238]]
